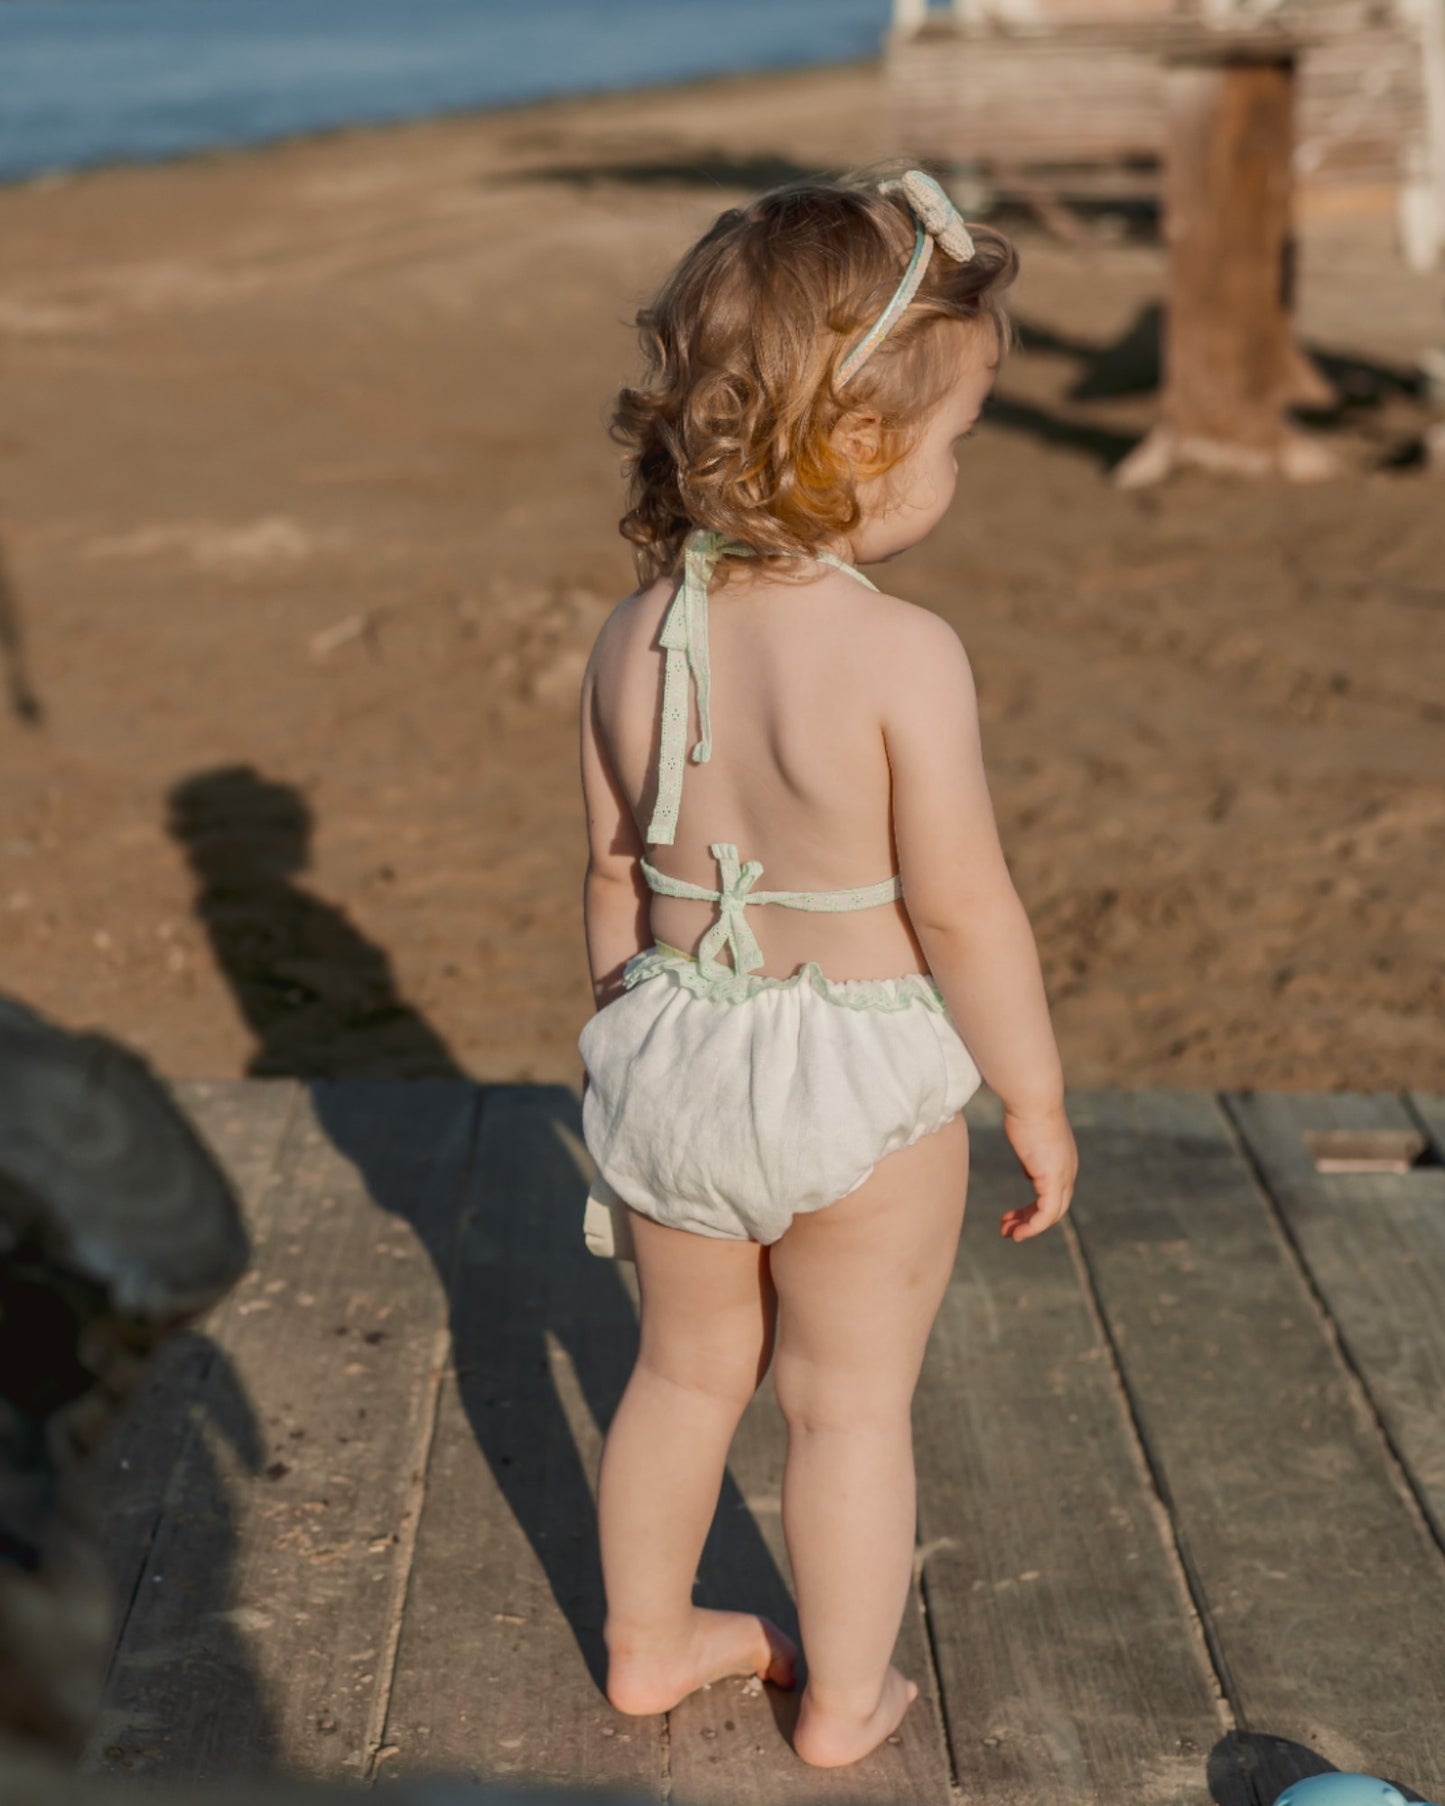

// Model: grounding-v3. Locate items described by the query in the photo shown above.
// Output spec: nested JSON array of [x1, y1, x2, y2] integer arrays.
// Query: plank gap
[[916, 1562, 964, 1796], [365, 1090, 482, 1780], [1060, 1209, 1243, 1729], [102, 1335, 224, 1676], [363, 1321, 453, 1781]]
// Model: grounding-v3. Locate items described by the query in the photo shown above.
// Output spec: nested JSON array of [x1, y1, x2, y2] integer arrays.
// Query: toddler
[[576, 168, 1078, 1768]]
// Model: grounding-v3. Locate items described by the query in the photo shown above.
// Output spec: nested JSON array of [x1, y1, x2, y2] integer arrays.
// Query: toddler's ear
[[832, 408, 882, 465]]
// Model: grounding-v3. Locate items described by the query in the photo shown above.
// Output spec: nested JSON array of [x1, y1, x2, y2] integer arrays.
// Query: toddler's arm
[[579, 627, 654, 1018], [881, 607, 1077, 1241]]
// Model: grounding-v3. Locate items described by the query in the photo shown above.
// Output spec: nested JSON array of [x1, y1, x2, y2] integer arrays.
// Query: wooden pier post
[[1117, 44, 1337, 486]]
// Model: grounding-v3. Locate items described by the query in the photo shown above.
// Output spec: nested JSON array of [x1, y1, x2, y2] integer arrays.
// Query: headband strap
[[836, 170, 977, 389]]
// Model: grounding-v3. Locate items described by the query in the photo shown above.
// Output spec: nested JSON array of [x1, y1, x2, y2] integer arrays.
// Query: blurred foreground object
[[886, 0, 1445, 268], [1274, 1776, 1439, 1806], [0, 1016, 712, 1805], [0, 997, 249, 1757]]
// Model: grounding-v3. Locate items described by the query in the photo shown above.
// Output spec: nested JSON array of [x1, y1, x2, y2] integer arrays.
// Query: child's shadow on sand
[[166, 764, 797, 1690]]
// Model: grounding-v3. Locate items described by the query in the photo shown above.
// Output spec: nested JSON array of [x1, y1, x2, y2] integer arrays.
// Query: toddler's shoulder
[[860, 588, 977, 716], [583, 575, 672, 680], [866, 595, 988, 845]]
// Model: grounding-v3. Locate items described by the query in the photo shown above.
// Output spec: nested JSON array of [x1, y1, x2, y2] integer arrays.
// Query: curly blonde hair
[[611, 167, 1018, 584]]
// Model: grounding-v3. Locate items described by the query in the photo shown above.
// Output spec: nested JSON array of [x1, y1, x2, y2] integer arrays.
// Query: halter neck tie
[[643, 527, 877, 847], [644, 530, 750, 845]]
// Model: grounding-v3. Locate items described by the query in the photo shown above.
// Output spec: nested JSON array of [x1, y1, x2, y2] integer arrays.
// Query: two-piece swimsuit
[[578, 169, 987, 1256], [577, 528, 981, 1258]]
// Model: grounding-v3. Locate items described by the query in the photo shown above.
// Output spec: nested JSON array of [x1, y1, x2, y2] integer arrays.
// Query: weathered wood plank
[[376, 1085, 665, 1795], [671, 1370, 954, 1805], [1227, 1091, 1445, 1548], [915, 1092, 1235, 1806], [1068, 1090, 1445, 1804], [92, 1081, 300, 1665], [85, 1081, 475, 1783]]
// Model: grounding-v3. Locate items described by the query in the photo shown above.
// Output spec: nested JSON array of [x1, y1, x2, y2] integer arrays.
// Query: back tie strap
[[696, 842, 766, 976], [640, 841, 906, 980]]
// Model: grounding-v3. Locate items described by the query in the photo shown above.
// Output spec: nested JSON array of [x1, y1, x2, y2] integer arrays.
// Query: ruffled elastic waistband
[[621, 940, 949, 1015]]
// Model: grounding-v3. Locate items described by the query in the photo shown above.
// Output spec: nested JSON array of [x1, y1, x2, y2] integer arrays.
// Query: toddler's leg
[[598, 1214, 795, 1714], [769, 1112, 969, 1768]]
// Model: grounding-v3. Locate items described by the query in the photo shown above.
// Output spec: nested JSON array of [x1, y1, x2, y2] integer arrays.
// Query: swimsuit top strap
[[643, 528, 878, 846], [812, 548, 881, 592]]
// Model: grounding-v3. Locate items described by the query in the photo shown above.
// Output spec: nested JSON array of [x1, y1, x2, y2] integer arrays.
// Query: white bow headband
[[836, 170, 977, 388]]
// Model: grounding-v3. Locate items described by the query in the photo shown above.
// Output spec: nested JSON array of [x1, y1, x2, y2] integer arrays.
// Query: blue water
[[0, 0, 893, 183]]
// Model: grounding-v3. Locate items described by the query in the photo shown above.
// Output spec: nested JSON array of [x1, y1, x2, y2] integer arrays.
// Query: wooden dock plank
[[1068, 1091, 1445, 1805], [92, 1081, 299, 1665], [77, 1083, 1445, 1801], [85, 1081, 475, 1783], [670, 1371, 954, 1805], [915, 1093, 1235, 1806], [1227, 1091, 1445, 1548], [376, 1085, 665, 1795]]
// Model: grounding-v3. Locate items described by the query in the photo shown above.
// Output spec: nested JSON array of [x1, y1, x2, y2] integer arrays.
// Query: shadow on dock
[[101, 1329, 280, 1772], [166, 765, 795, 1690]]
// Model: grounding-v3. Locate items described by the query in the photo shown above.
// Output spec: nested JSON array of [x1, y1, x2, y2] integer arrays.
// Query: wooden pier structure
[[886, 0, 1445, 268], [83, 1082, 1445, 1804]]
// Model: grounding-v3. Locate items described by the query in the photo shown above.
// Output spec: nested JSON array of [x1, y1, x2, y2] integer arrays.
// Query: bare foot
[[605, 1607, 797, 1716], [792, 1665, 918, 1768]]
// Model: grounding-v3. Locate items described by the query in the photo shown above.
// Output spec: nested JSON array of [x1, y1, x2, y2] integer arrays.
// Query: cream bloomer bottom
[[576, 942, 983, 1259]]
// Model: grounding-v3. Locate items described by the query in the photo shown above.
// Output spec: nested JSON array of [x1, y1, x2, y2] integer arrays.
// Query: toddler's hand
[[999, 1102, 1077, 1242]]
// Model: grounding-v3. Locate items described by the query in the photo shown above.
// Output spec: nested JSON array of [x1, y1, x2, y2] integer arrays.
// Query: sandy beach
[[0, 61, 1441, 1091]]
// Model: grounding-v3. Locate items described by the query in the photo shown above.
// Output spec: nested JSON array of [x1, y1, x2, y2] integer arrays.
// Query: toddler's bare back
[[589, 558, 934, 982]]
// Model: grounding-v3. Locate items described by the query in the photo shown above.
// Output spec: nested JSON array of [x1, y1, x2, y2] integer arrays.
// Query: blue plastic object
[[1274, 1777, 1437, 1806]]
